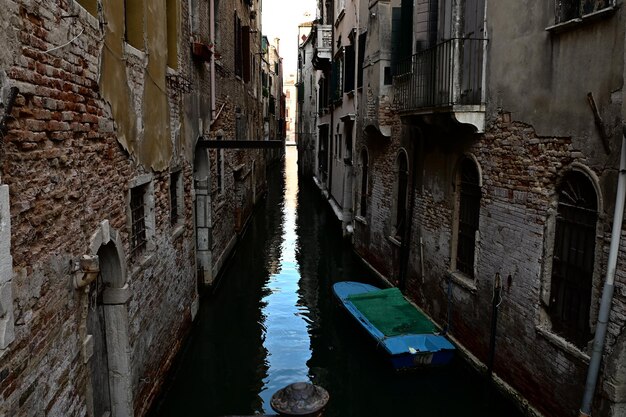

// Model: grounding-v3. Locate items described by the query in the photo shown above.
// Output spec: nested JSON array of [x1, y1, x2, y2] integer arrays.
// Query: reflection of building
[[300, 0, 626, 416], [284, 73, 297, 144]]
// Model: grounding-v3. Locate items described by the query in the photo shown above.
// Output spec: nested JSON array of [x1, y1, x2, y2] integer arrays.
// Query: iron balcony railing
[[393, 38, 487, 112]]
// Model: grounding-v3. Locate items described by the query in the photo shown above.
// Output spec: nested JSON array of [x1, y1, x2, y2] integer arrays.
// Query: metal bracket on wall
[[0, 87, 19, 136], [587, 92, 611, 154]]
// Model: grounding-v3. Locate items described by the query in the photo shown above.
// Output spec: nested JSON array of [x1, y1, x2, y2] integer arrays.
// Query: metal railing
[[393, 38, 486, 112]]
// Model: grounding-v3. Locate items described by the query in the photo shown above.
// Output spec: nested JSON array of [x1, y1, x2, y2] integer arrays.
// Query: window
[[357, 32, 366, 88], [360, 149, 369, 217], [384, 67, 392, 85], [549, 171, 598, 349], [391, 0, 413, 74], [76, 0, 97, 16], [170, 170, 183, 226], [454, 157, 481, 277], [337, 134, 342, 160], [344, 45, 355, 93], [215, 148, 224, 194], [234, 13, 242, 77], [233, 16, 251, 81], [393, 151, 409, 240], [130, 184, 148, 255], [166, 0, 178, 69], [331, 57, 343, 101], [124, 0, 144, 50], [555, 0, 611, 23]]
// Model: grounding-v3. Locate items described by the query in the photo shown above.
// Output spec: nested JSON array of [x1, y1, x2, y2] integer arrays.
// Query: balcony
[[312, 25, 332, 70], [393, 38, 487, 132]]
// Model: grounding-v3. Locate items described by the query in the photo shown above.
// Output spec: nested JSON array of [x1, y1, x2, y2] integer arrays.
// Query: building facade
[[296, 22, 317, 178], [302, 0, 626, 416], [0, 0, 272, 416]]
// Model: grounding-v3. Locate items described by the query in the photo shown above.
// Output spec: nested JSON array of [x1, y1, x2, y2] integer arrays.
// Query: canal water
[[150, 147, 525, 417]]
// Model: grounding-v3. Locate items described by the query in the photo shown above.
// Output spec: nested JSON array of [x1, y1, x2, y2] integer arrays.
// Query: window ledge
[[72, 1, 100, 30], [535, 326, 590, 363], [130, 252, 155, 278], [124, 42, 146, 59], [446, 270, 477, 294], [335, 9, 346, 27], [387, 235, 401, 247], [355, 215, 367, 225], [172, 224, 185, 240], [546, 6, 617, 33]]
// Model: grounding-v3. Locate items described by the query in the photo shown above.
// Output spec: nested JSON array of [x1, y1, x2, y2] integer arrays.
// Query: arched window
[[360, 149, 369, 217], [394, 151, 409, 240], [550, 171, 598, 348], [455, 157, 481, 278]]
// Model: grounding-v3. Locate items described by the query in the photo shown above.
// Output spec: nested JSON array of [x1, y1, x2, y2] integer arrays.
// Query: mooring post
[[487, 272, 502, 378]]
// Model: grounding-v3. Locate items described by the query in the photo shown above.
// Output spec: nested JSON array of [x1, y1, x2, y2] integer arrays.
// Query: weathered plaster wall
[[487, 1, 624, 149], [100, 0, 173, 171]]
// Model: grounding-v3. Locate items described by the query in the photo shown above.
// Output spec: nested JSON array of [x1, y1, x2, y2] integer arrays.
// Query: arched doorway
[[87, 253, 111, 417], [86, 221, 133, 417]]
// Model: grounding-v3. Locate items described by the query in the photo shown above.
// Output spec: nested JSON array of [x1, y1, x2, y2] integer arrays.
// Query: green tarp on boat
[[346, 288, 436, 337]]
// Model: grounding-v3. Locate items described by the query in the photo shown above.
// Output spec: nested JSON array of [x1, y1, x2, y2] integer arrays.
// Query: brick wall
[[0, 1, 199, 416], [355, 111, 626, 416]]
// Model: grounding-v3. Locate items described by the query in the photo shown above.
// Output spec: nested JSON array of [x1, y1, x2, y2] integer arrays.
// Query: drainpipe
[[579, 125, 626, 417], [210, 0, 216, 121]]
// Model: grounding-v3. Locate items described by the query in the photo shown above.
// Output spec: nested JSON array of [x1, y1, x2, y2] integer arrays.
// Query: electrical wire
[[44, 29, 85, 54]]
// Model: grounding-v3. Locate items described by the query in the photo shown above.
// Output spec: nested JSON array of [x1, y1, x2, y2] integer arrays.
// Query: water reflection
[[151, 147, 524, 417], [259, 148, 311, 407]]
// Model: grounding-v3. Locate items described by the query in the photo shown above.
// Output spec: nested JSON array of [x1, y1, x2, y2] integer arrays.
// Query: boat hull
[[333, 281, 455, 371]]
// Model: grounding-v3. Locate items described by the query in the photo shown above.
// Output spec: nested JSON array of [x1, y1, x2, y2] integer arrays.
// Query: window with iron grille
[[170, 170, 182, 226], [394, 152, 409, 240], [455, 158, 481, 277], [549, 171, 597, 349], [555, 0, 611, 23], [130, 184, 147, 256]]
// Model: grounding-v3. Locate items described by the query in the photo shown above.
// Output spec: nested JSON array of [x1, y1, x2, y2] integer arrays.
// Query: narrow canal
[[150, 147, 525, 417]]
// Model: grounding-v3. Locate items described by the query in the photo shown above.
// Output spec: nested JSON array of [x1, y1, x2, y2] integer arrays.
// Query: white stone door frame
[[87, 220, 134, 417]]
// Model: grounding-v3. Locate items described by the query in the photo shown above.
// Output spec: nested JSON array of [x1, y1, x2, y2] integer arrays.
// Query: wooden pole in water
[[487, 273, 501, 378]]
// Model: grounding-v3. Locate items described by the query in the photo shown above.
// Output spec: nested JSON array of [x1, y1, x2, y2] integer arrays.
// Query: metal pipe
[[487, 272, 501, 378], [0, 87, 19, 135], [579, 125, 626, 416], [209, 0, 216, 121]]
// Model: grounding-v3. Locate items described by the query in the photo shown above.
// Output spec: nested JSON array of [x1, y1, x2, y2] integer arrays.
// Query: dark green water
[[150, 147, 525, 417]]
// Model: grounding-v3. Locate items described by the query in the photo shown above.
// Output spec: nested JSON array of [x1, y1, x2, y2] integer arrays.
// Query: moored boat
[[332, 281, 455, 370]]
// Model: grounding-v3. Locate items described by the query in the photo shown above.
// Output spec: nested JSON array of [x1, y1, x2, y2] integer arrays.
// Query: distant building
[[296, 22, 317, 178], [284, 73, 298, 144]]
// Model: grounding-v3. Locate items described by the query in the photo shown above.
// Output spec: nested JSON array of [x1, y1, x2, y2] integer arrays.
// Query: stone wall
[[207, 0, 266, 279], [0, 1, 199, 416]]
